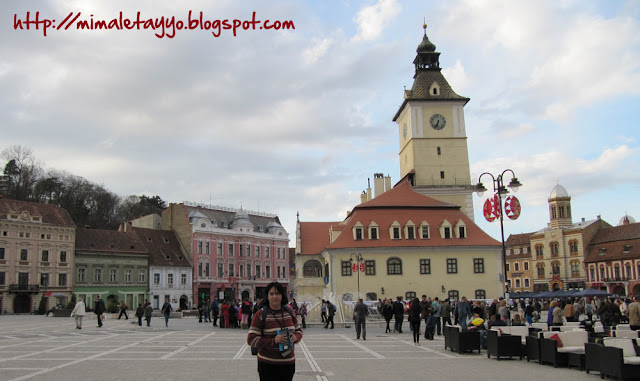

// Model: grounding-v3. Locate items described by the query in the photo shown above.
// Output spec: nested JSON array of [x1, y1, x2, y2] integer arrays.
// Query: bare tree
[[1, 145, 43, 200]]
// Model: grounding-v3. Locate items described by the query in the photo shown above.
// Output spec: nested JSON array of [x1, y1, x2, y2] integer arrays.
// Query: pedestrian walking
[[392, 297, 404, 333], [247, 281, 303, 381], [408, 297, 421, 345], [135, 304, 144, 326], [94, 296, 106, 328], [320, 299, 327, 322], [161, 298, 172, 327], [441, 299, 452, 327], [118, 300, 129, 320], [383, 299, 393, 333], [211, 297, 220, 327], [299, 303, 307, 329], [70, 298, 86, 329], [145, 303, 153, 326], [324, 301, 335, 329], [455, 296, 470, 330], [354, 298, 368, 340]]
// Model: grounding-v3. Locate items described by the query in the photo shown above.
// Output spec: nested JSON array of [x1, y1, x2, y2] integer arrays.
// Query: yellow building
[[505, 233, 533, 292], [393, 24, 474, 219], [530, 185, 611, 291], [295, 181, 502, 305]]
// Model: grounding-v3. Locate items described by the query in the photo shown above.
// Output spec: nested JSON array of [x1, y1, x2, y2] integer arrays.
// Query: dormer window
[[404, 221, 416, 240], [599, 248, 607, 255], [368, 222, 379, 240], [454, 220, 467, 239], [623, 245, 632, 253], [444, 227, 451, 239], [420, 222, 430, 239], [429, 81, 440, 97], [353, 222, 364, 240], [390, 221, 402, 239], [440, 220, 452, 239]]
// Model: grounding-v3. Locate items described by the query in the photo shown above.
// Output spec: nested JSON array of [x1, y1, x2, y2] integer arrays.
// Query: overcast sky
[[2, 0, 639, 246]]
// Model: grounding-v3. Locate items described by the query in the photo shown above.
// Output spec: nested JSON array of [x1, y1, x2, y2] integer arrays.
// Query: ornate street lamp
[[350, 253, 364, 300], [475, 170, 522, 298]]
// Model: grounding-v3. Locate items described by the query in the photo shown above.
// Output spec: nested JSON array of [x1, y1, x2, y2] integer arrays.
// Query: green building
[[74, 228, 149, 310]]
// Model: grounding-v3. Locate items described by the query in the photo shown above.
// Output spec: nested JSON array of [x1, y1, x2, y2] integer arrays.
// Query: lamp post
[[350, 253, 364, 300], [475, 170, 522, 299]]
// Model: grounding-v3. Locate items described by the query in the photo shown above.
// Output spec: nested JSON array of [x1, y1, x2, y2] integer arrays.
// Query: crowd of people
[[374, 294, 640, 337], [197, 296, 308, 331]]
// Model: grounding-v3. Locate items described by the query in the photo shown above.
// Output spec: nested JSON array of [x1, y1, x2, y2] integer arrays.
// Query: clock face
[[403, 123, 408, 138], [430, 114, 446, 130]]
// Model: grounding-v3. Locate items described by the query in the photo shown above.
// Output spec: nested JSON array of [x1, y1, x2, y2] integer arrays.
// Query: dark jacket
[[135, 306, 144, 318], [162, 302, 172, 314], [94, 299, 105, 315], [409, 302, 422, 323], [392, 301, 404, 316]]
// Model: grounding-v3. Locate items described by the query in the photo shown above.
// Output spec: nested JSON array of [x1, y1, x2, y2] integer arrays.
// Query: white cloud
[[302, 38, 333, 65], [442, 59, 472, 95], [352, 0, 402, 42], [501, 123, 535, 139]]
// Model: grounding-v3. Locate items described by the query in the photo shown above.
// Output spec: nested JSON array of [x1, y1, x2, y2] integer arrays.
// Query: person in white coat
[[71, 298, 86, 329]]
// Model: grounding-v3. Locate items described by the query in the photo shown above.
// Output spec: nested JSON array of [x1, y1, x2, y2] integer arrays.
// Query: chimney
[[360, 191, 367, 204], [384, 175, 391, 192], [366, 178, 372, 201], [581, 218, 585, 222], [374, 173, 384, 198]]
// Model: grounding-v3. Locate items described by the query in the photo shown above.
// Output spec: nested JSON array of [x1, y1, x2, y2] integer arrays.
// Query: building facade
[[584, 217, 640, 296], [162, 202, 289, 304], [132, 227, 193, 311], [74, 228, 149, 310], [0, 199, 75, 313], [505, 233, 533, 292], [392, 25, 474, 219], [295, 181, 502, 304], [530, 185, 611, 292]]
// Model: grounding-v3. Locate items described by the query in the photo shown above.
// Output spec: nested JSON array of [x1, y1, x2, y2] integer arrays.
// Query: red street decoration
[[504, 195, 521, 220], [359, 262, 366, 272], [352, 263, 358, 272], [483, 198, 495, 222], [492, 195, 501, 219]]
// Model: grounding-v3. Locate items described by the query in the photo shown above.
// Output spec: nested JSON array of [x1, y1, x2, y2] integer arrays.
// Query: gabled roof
[[353, 180, 457, 210], [75, 228, 147, 255], [133, 227, 192, 267], [0, 199, 75, 226], [393, 70, 470, 121], [506, 233, 532, 247], [299, 222, 338, 255], [584, 223, 640, 263], [325, 181, 499, 250]]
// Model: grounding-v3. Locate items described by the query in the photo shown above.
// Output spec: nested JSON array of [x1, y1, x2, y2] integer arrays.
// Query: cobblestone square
[[0, 316, 604, 381]]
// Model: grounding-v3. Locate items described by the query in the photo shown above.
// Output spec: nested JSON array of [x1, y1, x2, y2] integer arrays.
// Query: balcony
[[603, 276, 631, 282], [9, 284, 40, 292]]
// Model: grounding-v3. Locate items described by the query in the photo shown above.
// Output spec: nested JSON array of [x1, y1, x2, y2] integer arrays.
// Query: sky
[[2, 0, 640, 246]]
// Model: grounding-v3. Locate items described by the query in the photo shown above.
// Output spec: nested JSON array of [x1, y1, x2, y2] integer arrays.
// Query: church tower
[[548, 184, 572, 228], [393, 23, 474, 220]]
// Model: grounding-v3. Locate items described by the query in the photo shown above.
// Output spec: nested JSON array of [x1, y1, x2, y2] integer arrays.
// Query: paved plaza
[[0, 315, 603, 381]]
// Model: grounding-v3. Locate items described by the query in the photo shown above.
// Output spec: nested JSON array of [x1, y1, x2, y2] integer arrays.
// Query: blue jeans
[[164, 313, 170, 326]]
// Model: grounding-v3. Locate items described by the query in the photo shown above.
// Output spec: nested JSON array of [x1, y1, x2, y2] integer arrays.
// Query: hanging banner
[[483, 198, 496, 222], [504, 195, 521, 220], [492, 194, 501, 219]]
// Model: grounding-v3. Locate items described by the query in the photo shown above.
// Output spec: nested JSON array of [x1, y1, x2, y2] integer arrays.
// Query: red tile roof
[[584, 223, 640, 263], [299, 222, 338, 255], [132, 227, 192, 267], [76, 228, 148, 254], [0, 199, 75, 226], [301, 180, 500, 252]]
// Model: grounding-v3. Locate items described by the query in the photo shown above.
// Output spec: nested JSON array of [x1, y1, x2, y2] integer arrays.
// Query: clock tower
[[393, 23, 474, 220]]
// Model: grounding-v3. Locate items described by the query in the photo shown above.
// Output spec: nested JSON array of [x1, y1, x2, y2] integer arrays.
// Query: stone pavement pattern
[[0, 316, 602, 381]]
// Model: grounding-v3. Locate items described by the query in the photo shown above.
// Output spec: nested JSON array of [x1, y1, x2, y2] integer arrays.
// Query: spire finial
[[423, 18, 427, 35]]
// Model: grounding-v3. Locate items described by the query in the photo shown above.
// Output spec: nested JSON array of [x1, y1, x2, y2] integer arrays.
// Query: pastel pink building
[[162, 202, 290, 304]]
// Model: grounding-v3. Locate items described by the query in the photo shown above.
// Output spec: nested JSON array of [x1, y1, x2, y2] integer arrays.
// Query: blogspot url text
[[13, 11, 295, 38]]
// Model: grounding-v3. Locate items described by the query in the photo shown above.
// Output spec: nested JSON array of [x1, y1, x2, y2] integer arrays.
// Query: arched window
[[387, 257, 402, 275], [535, 244, 544, 258], [365, 292, 377, 301], [614, 264, 621, 280], [303, 260, 323, 278], [625, 263, 632, 278], [550, 242, 559, 257], [551, 261, 561, 275], [570, 260, 580, 277], [475, 289, 486, 299], [536, 262, 545, 277]]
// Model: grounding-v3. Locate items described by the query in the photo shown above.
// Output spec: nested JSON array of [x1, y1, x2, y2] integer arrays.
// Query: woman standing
[[70, 298, 86, 329], [408, 297, 422, 345], [247, 282, 303, 381], [383, 299, 393, 333], [221, 301, 230, 328]]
